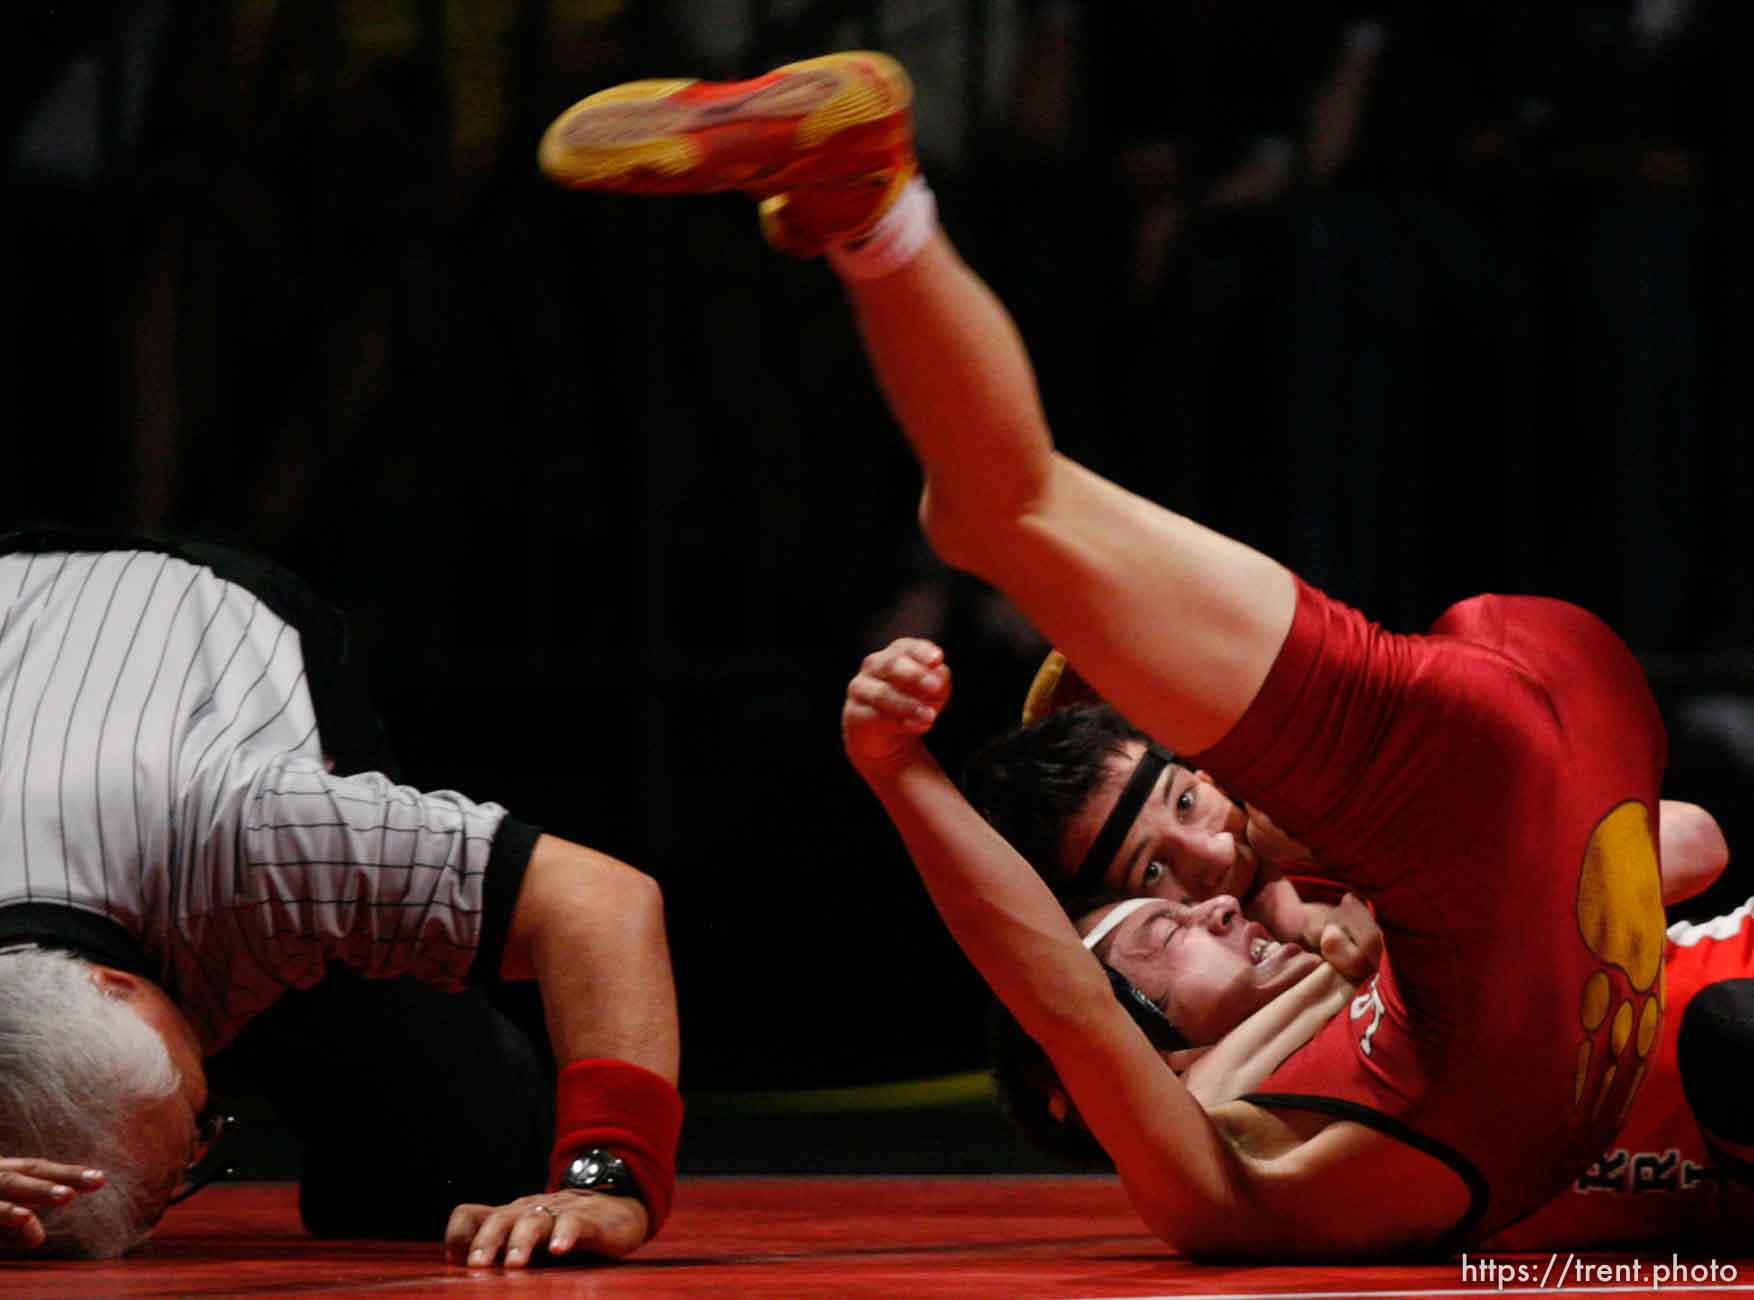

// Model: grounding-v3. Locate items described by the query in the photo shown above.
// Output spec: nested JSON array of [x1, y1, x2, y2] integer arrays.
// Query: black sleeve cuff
[[471, 814, 543, 983]]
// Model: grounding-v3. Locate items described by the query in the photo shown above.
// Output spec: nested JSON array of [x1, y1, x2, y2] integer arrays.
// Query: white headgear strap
[[1080, 897, 1157, 951]]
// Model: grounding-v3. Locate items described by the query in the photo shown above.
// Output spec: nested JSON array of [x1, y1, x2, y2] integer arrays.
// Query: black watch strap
[[558, 1149, 642, 1203]]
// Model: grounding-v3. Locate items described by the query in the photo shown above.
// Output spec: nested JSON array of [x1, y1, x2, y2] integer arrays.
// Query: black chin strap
[[1104, 965, 1191, 1052], [1071, 742, 1176, 894]]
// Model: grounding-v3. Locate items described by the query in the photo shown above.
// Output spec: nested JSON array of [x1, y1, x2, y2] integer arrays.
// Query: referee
[[0, 531, 680, 1268]]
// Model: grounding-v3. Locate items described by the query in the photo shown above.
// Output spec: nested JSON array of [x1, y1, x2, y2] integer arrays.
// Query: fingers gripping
[[848, 675, 938, 724], [843, 639, 954, 770], [856, 640, 950, 713]]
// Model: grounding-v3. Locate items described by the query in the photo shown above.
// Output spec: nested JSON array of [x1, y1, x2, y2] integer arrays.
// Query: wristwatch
[[558, 1149, 642, 1204]]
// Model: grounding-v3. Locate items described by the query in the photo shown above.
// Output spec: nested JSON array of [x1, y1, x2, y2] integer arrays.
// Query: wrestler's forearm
[[862, 749, 1110, 1025], [501, 834, 680, 1081], [859, 748, 1258, 1248], [1182, 965, 1355, 1107]]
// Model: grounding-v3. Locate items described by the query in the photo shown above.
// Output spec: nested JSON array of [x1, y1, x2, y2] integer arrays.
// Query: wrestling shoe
[[538, 51, 915, 258]]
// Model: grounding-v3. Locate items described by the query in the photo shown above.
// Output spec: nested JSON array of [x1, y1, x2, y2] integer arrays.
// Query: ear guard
[[985, 967, 1190, 1170], [1084, 899, 1191, 1052], [1105, 965, 1191, 1053]]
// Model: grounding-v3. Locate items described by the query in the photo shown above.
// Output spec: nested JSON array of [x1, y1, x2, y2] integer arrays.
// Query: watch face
[[564, 1150, 637, 1199]]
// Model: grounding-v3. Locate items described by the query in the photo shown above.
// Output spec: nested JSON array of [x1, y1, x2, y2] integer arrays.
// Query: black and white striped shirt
[[0, 549, 509, 1050]]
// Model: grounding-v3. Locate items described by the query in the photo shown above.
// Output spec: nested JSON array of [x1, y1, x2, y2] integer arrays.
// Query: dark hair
[[986, 967, 1191, 1170], [985, 998, 1112, 1169], [960, 703, 1148, 896]]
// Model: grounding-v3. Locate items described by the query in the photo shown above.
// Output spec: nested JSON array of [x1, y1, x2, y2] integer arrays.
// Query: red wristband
[[550, 1058, 684, 1236]]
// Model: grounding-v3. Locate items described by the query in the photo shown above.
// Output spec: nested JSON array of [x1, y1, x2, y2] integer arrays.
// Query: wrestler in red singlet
[[1192, 581, 1669, 1243]]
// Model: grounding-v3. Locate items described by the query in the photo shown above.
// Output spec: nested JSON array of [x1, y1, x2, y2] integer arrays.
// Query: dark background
[[6, 0, 1753, 1163]]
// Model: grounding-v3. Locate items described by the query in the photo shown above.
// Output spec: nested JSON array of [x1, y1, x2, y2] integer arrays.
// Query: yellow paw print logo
[[1574, 801, 1666, 1125]]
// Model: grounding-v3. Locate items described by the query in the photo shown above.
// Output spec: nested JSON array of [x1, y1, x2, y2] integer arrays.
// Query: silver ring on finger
[[531, 1204, 557, 1221]]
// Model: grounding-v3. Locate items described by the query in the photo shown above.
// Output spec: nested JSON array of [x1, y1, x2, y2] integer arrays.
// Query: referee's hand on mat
[[0, 1159, 107, 1252], [843, 637, 952, 777], [445, 1188, 649, 1269]]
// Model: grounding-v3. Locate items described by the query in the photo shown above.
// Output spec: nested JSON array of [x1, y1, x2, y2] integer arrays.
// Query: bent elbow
[[1136, 1194, 1257, 1261]]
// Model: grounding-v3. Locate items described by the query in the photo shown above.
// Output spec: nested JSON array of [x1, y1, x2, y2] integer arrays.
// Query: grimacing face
[[1077, 895, 1322, 1046]]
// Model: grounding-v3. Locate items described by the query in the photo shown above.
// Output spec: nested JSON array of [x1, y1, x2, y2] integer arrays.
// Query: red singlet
[[1193, 581, 1669, 1244], [1488, 900, 1754, 1248]]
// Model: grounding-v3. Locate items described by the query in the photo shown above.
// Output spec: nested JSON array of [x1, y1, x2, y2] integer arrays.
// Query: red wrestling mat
[[7, 1178, 1753, 1298]]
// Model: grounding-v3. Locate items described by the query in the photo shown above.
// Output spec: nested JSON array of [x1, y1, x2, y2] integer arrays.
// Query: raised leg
[[544, 55, 1296, 753]]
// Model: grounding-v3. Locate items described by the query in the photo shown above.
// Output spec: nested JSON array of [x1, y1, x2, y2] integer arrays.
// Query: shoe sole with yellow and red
[[538, 51, 913, 199]]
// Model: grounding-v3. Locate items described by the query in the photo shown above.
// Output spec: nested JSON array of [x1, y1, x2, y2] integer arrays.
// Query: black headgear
[[1104, 964, 1191, 1053], [1069, 741, 1176, 894], [986, 969, 1190, 1170]]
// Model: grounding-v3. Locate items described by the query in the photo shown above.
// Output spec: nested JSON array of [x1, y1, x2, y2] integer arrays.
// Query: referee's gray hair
[[0, 947, 181, 1258]]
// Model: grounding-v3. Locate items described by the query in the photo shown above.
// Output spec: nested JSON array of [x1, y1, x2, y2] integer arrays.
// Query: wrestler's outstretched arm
[[843, 639, 1463, 1256], [844, 236, 1296, 754]]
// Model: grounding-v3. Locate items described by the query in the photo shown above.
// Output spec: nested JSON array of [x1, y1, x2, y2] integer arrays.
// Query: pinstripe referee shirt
[[0, 548, 527, 1052]]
